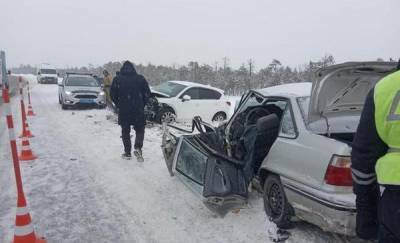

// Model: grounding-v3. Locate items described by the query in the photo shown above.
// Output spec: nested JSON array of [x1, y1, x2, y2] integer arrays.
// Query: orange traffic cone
[[20, 121, 34, 138], [14, 205, 46, 243], [27, 105, 36, 117], [19, 136, 37, 161], [3, 87, 46, 243], [27, 85, 36, 117]]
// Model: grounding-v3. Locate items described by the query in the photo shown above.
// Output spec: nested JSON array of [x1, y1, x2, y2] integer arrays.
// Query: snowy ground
[[0, 76, 346, 243]]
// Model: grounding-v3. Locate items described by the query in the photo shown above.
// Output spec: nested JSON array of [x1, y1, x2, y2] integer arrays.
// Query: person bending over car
[[110, 61, 151, 161]]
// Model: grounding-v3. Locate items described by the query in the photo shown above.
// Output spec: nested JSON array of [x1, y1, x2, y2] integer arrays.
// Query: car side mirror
[[182, 95, 191, 102]]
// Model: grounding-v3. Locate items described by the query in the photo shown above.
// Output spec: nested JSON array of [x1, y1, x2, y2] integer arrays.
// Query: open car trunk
[[308, 62, 397, 134]]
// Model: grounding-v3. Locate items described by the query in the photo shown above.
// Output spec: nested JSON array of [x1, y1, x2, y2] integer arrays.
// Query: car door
[[166, 134, 248, 216], [59, 77, 66, 100], [197, 88, 223, 121], [175, 87, 202, 121]]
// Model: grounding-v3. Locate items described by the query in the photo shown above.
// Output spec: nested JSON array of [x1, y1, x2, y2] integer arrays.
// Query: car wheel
[[158, 108, 176, 123], [58, 95, 62, 104], [212, 112, 227, 122], [263, 174, 293, 229], [61, 103, 67, 110]]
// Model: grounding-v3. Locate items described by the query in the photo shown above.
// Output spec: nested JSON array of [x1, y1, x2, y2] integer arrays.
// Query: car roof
[[168, 80, 224, 94], [256, 82, 312, 97]]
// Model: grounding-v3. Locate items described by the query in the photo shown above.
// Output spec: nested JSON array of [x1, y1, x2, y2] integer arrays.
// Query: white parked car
[[161, 62, 397, 236], [37, 67, 58, 84], [151, 81, 232, 123]]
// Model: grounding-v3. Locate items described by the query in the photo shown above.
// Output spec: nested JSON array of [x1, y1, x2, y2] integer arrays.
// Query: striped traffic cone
[[19, 136, 37, 161], [27, 85, 36, 117], [22, 121, 34, 138], [14, 204, 46, 243], [18, 76, 34, 138], [2, 87, 46, 243], [19, 121, 34, 138], [27, 105, 35, 117]]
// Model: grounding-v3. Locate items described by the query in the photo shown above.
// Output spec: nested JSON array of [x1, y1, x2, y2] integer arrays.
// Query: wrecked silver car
[[161, 62, 397, 236]]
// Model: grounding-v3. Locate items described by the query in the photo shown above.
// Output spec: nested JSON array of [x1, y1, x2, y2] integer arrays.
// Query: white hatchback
[[151, 81, 232, 123]]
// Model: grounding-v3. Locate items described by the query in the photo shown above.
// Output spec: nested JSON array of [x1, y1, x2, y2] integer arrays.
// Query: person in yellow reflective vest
[[352, 63, 400, 242], [103, 70, 113, 108]]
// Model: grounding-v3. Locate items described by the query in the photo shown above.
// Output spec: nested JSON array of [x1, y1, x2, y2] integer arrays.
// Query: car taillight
[[324, 155, 352, 186], [226, 101, 231, 106]]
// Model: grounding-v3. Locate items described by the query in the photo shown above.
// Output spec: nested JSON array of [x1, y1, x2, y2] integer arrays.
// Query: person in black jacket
[[110, 61, 151, 160], [351, 88, 388, 240], [351, 66, 400, 242]]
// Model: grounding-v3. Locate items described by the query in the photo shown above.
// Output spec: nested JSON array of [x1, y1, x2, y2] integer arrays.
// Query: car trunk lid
[[308, 62, 397, 129]]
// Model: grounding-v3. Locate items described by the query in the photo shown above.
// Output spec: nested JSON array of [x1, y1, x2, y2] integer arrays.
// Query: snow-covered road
[[0, 79, 344, 243]]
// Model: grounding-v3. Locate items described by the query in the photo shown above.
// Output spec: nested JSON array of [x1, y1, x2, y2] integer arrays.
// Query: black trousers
[[121, 124, 145, 154], [378, 188, 400, 243]]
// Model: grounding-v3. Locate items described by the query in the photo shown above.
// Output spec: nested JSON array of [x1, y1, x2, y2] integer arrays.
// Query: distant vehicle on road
[[151, 81, 231, 123], [161, 62, 398, 236], [37, 66, 58, 84], [58, 73, 106, 109]]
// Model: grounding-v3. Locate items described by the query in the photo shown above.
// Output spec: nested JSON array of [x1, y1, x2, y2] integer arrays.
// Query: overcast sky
[[1, 0, 399, 69]]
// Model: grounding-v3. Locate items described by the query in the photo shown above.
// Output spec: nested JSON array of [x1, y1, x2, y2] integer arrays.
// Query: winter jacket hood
[[120, 61, 137, 75]]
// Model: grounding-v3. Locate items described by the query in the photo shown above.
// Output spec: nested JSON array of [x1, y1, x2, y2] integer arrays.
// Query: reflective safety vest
[[375, 70, 400, 185]]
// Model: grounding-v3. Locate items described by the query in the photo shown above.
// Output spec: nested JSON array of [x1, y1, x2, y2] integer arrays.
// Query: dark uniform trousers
[[378, 187, 400, 242], [121, 124, 145, 154]]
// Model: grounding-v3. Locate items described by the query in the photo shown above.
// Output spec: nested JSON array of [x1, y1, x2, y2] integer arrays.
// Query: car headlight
[[99, 91, 105, 96], [65, 91, 72, 95]]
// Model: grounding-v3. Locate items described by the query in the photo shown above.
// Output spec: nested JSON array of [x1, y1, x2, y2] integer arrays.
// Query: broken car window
[[280, 106, 296, 138], [176, 139, 208, 185]]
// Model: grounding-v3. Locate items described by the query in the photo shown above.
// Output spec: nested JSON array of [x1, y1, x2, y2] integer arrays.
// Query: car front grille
[[75, 94, 97, 99], [42, 77, 56, 81]]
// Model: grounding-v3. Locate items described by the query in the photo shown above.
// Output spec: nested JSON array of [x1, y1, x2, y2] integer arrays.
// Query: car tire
[[263, 174, 293, 229], [157, 108, 176, 123], [58, 95, 62, 104], [212, 112, 227, 122], [61, 103, 67, 110]]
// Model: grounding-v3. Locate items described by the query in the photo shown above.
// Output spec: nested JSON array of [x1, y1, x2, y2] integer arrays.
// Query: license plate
[[80, 99, 94, 104]]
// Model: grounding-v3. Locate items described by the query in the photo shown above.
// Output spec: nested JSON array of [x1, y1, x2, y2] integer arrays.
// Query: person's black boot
[[121, 152, 132, 160], [134, 148, 144, 162]]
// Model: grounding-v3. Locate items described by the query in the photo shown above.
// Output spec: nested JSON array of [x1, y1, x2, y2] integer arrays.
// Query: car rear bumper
[[282, 180, 356, 236]]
